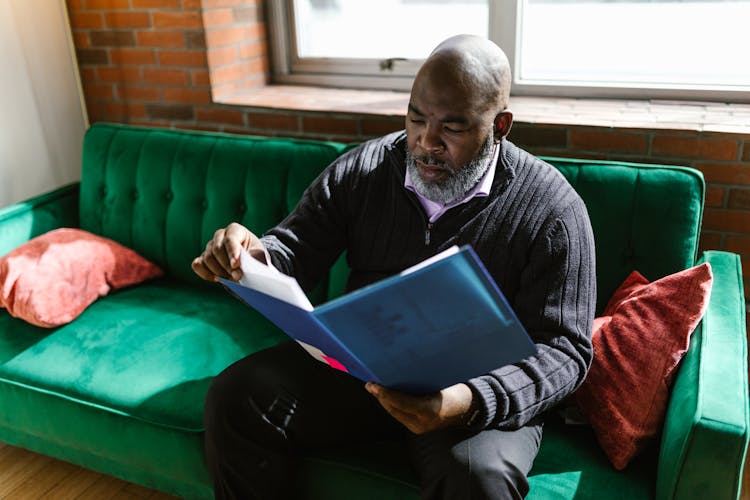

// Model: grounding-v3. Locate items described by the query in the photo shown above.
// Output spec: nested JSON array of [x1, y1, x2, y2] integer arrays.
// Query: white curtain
[[0, 0, 87, 207]]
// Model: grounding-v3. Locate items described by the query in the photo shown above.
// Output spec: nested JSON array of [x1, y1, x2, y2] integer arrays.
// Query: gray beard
[[406, 134, 496, 204]]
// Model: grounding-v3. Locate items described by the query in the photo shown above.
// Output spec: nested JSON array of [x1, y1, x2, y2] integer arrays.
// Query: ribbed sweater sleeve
[[465, 198, 596, 429]]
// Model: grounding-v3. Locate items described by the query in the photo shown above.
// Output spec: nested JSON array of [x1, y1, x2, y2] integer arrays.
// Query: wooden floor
[[0, 442, 178, 500]]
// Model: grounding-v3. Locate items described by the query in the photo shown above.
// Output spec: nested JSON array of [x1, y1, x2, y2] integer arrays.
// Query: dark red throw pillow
[[575, 263, 713, 470]]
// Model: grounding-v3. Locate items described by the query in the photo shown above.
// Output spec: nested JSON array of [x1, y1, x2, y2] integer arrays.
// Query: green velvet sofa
[[0, 122, 747, 499]]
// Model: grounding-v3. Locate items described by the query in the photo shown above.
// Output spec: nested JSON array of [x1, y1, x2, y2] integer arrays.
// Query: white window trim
[[269, 0, 750, 102]]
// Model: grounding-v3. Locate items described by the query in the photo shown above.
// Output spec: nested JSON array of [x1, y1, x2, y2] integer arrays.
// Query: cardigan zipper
[[424, 222, 433, 246]]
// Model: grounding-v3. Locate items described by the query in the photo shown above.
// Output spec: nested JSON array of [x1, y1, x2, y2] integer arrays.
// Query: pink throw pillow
[[574, 263, 713, 470], [0, 228, 163, 327]]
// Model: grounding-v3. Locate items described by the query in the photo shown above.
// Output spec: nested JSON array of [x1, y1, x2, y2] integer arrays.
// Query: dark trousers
[[204, 341, 543, 500]]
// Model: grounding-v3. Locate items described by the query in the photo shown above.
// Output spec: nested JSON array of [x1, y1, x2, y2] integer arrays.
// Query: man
[[192, 35, 596, 499]]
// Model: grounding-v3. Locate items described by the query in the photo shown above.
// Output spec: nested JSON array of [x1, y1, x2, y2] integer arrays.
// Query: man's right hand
[[191, 222, 266, 282]]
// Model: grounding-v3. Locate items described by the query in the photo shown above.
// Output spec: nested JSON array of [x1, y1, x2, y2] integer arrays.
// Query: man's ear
[[493, 110, 513, 142]]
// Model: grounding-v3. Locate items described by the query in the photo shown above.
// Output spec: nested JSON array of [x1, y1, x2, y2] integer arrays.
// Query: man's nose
[[419, 125, 444, 155]]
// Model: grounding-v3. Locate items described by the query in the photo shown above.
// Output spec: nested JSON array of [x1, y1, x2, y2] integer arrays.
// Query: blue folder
[[220, 245, 537, 394]]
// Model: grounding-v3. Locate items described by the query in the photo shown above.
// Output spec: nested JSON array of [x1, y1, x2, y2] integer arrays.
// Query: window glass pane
[[518, 0, 750, 88], [294, 0, 489, 59]]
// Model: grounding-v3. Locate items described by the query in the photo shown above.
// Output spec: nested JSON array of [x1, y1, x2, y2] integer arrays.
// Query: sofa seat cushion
[[0, 278, 285, 431], [527, 419, 656, 499]]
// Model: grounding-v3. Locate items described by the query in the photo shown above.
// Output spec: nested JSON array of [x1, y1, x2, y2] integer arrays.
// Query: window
[[269, 0, 750, 101]]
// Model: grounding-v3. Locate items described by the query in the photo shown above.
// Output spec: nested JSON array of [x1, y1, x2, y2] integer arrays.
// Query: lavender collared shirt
[[405, 145, 500, 223]]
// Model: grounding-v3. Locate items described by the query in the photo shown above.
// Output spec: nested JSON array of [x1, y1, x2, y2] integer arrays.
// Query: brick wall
[[65, 0, 750, 293]]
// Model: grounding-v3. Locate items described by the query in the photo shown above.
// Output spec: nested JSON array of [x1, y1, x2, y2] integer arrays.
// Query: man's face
[[405, 73, 497, 202]]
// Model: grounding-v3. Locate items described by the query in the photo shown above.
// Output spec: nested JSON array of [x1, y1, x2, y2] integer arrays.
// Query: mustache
[[406, 152, 452, 172]]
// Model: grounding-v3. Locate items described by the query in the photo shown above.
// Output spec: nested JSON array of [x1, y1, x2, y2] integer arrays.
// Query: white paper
[[238, 250, 314, 311]]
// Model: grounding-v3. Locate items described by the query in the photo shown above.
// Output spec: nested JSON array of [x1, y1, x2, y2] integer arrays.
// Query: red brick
[[85, 100, 105, 122], [233, 5, 262, 23], [209, 63, 246, 85], [86, 0, 129, 8], [136, 31, 185, 48], [142, 68, 189, 86], [96, 67, 141, 83], [726, 235, 750, 255], [70, 12, 103, 29], [85, 83, 115, 100], [105, 12, 151, 28], [743, 141, 750, 162], [509, 124, 568, 149], [302, 116, 358, 135], [110, 48, 156, 65], [705, 186, 725, 208], [185, 30, 207, 48], [728, 189, 750, 210], [196, 107, 245, 126], [153, 11, 203, 29], [147, 103, 194, 120], [361, 118, 404, 137], [182, 0, 203, 8], [569, 129, 648, 154], [132, 0, 180, 7], [66, 0, 84, 9], [205, 26, 245, 47], [703, 209, 750, 233], [246, 22, 266, 41], [202, 8, 235, 27], [73, 32, 91, 49], [202, 0, 246, 7], [698, 232, 722, 252], [238, 40, 266, 60], [158, 49, 207, 67], [207, 46, 238, 67], [104, 102, 147, 119], [191, 69, 211, 86], [652, 134, 739, 161], [76, 48, 109, 65], [90, 31, 135, 47], [117, 85, 161, 101], [696, 163, 750, 185], [79, 67, 97, 85], [162, 87, 212, 104], [247, 112, 299, 131]]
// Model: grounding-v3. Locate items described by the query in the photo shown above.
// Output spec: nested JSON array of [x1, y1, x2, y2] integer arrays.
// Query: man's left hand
[[365, 382, 473, 434]]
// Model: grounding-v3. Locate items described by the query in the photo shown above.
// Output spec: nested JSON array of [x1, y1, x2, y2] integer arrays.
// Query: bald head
[[418, 35, 511, 114]]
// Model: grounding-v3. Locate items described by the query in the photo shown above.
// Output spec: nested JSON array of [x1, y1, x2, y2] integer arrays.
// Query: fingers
[[191, 222, 262, 282], [366, 383, 435, 434], [224, 222, 252, 268]]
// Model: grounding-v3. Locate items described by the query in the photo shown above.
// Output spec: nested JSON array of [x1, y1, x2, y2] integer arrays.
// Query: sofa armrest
[[0, 183, 80, 256], [656, 251, 750, 500]]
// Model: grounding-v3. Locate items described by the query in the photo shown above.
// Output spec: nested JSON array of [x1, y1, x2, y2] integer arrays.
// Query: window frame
[[269, 0, 750, 102]]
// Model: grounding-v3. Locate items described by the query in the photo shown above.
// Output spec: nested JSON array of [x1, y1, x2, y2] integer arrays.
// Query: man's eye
[[409, 118, 424, 124], [445, 127, 464, 134]]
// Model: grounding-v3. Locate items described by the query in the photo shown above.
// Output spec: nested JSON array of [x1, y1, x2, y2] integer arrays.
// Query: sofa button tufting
[[131, 190, 139, 201], [99, 186, 107, 198], [201, 199, 208, 210], [165, 191, 173, 201], [238, 203, 246, 213]]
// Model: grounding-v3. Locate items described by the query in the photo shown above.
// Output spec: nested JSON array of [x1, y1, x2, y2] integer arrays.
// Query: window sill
[[218, 85, 750, 135]]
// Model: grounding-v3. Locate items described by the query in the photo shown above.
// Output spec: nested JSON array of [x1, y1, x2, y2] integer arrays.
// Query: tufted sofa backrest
[[79, 124, 346, 288], [79, 124, 705, 313], [545, 157, 704, 313]]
